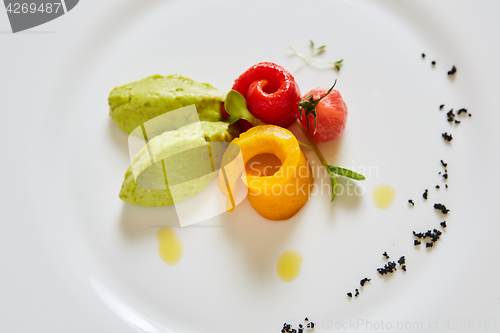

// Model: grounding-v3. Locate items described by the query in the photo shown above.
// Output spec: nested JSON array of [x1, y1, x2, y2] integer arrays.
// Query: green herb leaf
[[328, 165, 366, 180], [329, 170, 338, 201], [225, 90, 262, 126], [297, 80, 337, 134], [332, 58, 344, 71]]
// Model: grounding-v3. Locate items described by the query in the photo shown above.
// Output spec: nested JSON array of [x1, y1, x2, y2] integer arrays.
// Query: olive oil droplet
[[157, 228, 183, 265], [372, 184, 396, 209], [277, 250, 303, 282]]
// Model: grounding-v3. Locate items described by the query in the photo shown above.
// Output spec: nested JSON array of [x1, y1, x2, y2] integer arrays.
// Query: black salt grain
[[447, 65, 457, 76], [434, 203, 449, 214], [442, 132, 453, 141], [360, 278, 371, 286], [447, 109, 455, 122]]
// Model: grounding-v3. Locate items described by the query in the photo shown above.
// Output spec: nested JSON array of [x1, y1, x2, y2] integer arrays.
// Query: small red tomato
[[299, 88, 348, 144], [232, 62, 301, 128]]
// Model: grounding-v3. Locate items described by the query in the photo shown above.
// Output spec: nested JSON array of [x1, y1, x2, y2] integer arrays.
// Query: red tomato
[[299, 88, 348, 144], [231, 62, 301, 128]]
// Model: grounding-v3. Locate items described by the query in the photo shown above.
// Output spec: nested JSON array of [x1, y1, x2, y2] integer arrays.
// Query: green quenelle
[[119, 121, 237, 207], [109, 74, 224, 134]]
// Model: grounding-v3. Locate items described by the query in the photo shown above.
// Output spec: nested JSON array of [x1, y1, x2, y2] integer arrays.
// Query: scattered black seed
[[455, 120, 461, 124], [457, 108, 467, 115], [402, 265, 407, 271], [442, 173, 448, 179], [383, 251, 390, 259], [397, 256, 406, 265], [283, 319, 313, 333], [468, 113, 471, 117], [347, 292, 352, 298], [422, 53, 426, 58], [377, 261, 397, 275], [360, 278, 372, 286], [431, 61, 436, 65], [304, 318, 308, 322], [439, 104, 445, 110], [413, 227, 443, 246], [439, 171, 442, 175], [441, 160, 447, 167], [447, 65, 457, 76], [440, 221, 447, 228], [447, 109, 455, 122], [445, 184, 448, 188], [426, 242, 434, 248], [354, 289, 359, 297], [436, 185, 440, 189], [423, 189, 428, 200], [434, 203, 450, 214], [408, 199, 414, 206], [442, 132, 453, 141]]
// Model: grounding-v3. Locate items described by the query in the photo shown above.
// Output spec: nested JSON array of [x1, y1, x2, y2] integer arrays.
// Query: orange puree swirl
[[220, 125, 313, 220]]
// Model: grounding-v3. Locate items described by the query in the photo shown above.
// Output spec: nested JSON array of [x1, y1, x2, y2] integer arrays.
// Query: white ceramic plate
[[2, 0, 500, 332]]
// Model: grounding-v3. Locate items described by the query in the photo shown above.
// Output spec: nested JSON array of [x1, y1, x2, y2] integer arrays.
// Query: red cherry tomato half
[[299, 88, 348, 144], [231, 62, 301, 128]]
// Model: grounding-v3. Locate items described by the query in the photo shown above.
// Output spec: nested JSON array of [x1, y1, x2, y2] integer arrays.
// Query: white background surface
[[1, 0, 500, 332]]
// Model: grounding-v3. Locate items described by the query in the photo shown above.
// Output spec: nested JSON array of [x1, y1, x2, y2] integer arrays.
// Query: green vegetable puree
[[109, 74, 224, 134], [119, 121, 237, 207]]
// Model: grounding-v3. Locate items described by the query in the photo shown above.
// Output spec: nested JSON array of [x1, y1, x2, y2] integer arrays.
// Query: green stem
[[297, 140, 314, 151], [296, 120, 329, 168], [296, 120, 338, 201]]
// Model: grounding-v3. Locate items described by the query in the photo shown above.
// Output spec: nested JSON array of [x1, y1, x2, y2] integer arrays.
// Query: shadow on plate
[[119, 203, 179, 240], [218, 200, 301, 279]]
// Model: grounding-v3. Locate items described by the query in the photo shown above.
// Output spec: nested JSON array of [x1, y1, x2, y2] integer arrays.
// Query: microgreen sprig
[[298, 80, 337, 134], [289, 40, 344, 71]]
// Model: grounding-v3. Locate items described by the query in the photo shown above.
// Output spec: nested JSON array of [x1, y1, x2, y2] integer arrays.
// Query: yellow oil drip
[[277, 250, 303, 282], [157, 228, 183, 265], [372, 184, 396, 209]]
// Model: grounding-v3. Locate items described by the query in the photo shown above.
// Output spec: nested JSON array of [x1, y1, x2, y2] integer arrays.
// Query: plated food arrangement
[[111, 61, 364, 219]]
